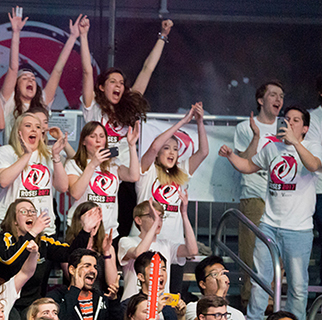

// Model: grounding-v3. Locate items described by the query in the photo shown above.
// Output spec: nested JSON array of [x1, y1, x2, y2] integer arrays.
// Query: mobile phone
[[276, 117, 287, 134], [100, 147, 119, 158], [41, 208, 49, 217], [162, 293, 180, 307]]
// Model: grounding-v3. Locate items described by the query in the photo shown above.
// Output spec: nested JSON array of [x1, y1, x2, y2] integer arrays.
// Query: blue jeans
[[247, 222, 313, 320]]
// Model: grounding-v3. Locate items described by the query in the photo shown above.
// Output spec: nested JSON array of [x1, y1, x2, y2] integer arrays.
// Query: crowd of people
[[0, 5, 321, 320]]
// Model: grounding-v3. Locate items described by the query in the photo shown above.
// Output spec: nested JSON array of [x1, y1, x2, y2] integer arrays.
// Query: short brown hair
[[27, 298, 59, 320], [255, 80, 284, 111], [197, 296, 228, 318], [133, 200, 164, 231]]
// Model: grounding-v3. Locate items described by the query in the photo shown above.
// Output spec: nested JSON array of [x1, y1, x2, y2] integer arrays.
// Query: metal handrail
[[214, 208, 282, 311], [307, 295, 322, 320]]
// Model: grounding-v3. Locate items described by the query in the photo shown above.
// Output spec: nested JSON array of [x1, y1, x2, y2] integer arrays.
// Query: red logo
[[174, 130, 194, 159], [89, 171, 118, 196], [259, 135, 281, 150], [22, 164, 50, 190], [104, 121, 128, 138], [151, 179, 180, 205], [270, 154, 297, 184]]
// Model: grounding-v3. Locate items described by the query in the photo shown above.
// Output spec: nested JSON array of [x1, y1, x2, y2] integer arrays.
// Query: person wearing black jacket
[[0, 199, 101, 319], [47, 248, 121, 320]]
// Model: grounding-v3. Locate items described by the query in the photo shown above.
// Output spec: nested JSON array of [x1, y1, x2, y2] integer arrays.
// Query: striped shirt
[[78, 291, 93, 320]]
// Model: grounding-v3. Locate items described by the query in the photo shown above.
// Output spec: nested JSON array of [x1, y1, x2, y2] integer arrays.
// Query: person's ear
[[302, 126, 309, 136], [199, 280, 206, 291], [137, 272, 145, 284], [199, 314, 206, 320], [257, 97, 264, 107], [69, 265, 76, 277], [99, 84, 105, 92], [134, 216, 142, 227]]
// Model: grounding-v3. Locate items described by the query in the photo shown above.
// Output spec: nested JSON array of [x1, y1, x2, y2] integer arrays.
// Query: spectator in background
[[26, 298, 59, 320], [197, 296, 229, 320]]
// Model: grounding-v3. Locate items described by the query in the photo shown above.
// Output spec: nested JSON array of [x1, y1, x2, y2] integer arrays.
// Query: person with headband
[[0, 6, 82, 144]]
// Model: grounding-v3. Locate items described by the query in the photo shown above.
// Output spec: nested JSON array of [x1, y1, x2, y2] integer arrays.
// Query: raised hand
[[69, 14, 82, 38], [102, 229, 113, 255], [9, 6, 28, 33], [48, 126, 63, 140], [161, 19, 174, 36], [149, 197, 162, 223], [91, 148, 111, 167], [182, 107, 195, 125], [249, 111, 260, 137], [26, 240, 39, 253], [192, 101, 204, 123], [73, 263, 86, 290], [105, 274, 120, 300], [179, 189, 188, 216], [127, 120, 140, 147], [30, 212, 51, 236], [276, 119, 299, 145], [81, 206, 103, 233], [52, 132, 68, 159], [216, 269, 230, 297], [218, 145, 233, 158], [19, 131, 33, 154], [79, 15, 90, 35]]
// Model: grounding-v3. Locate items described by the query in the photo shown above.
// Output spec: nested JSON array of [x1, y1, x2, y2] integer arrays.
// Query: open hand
[[9, 7, 28, 32]]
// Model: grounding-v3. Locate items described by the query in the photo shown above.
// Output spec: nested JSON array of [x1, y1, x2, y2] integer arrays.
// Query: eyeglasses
[[205, 270, 224, 280], [139, 213, 166, 220], [17, 208, 38, 216], [203, 312, 231, 320]]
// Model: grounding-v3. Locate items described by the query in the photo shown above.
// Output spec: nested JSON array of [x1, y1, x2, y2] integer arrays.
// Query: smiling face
[[17, 72, 37, 103], [157, 137, 179, 169], [19, 115, 42, 151], [99, 72, 125, 105], [74, 255, 98, 291], [83, 125, 107, 159], [34, 303, 59, 320], [258, 84, 284, 120], [15, 201, 38, 237], [285, 109, 308, 142]]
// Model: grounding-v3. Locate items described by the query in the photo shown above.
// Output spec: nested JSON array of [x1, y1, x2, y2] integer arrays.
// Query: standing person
[[118, 192, 198, 301], [47, 248, 121, 320], [65, 121, 140, 237], [186, 255, 245, 320], [0, 7, 82, 144], [0, 198, 98, 319], [79, 15, 173, 165], [0, 240, 38, 320], [0, 113, 68, 235], [219, 105, 322, 320], [234, 80, 284, 307]]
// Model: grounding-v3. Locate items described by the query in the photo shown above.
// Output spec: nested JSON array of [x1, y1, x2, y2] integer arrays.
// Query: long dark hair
[[94, 68, 149, 127]]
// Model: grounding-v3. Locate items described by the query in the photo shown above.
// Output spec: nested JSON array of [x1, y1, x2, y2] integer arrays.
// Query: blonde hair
[[9, 113, 50, 163], [133, 200, 164, 231], [155, 136, 189, 186], [27, 298, 59, 320]]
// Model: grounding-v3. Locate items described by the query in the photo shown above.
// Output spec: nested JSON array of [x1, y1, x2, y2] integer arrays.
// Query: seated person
[[118, 192, 198, 301], [266, 311, 297, 320], [123, 293, 149, 320], [121, 251, 186, 320], [26, 298, 59, 320], [197, 296, 229, 320], [47, 248, 121, 320], [186, 255, 244, 320]]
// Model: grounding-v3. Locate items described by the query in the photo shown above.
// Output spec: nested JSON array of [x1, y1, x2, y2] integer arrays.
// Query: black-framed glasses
[[17, 208, 38, 216], [204, 270, 224, 280], [203, 312, 231, 320], [139, 213, 166, 220]]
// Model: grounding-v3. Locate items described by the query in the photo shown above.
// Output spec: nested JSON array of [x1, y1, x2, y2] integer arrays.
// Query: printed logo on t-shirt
[[174, 129, 194, 160], [103, 119, 128, 145], [258, 134, 280, 151], [269, 153, 297, 191], [20, 164, 51, 197], [88, 170, 118, 203], [151, 178, 180, 213]]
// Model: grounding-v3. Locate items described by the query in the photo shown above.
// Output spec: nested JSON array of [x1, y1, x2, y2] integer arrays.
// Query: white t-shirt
[[186, 301, 245, 320], [0, 91, 51, 145], [0, 146, 56, 235], [0, 276, 20, 320], [81, 95, 130, 166], [118, 236, 186, 302], [305, 106, 322, 193], [129, 160, 191, 244], [234, 117, 280, 200], [252, 140, 322, 230], [65, 158, 121, 237]]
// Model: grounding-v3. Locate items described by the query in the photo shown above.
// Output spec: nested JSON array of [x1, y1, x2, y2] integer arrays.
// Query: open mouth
[[273, 104, 280, 109], [29, 135, 37, 144], [113, 90, 120, 97], [85, 273, 96, 284], [159, 278, 164, 288], [26, 219, 34, 226], [26, 85, 33, 91]]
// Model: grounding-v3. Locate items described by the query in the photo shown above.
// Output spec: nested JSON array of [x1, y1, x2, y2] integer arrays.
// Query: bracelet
[[103, 254, 112, 260], [158, 32, 169, 43], [51, 156, 61, 163]]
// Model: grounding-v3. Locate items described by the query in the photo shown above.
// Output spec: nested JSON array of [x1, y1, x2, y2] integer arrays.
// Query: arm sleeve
[[252, 146, 269, 170], [117, 237, 138, 266], [234, 120, 252, 152], [107, 296, 122, 320], [46, 229, 90, 262], [306, 112, 322, 142]]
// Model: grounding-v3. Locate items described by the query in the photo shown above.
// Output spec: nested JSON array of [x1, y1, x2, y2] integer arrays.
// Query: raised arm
[[79, 15, 94, 108], [51, 133, 69, 192], [131, 20, 173, 95], [123, 198, 161, 261], [102, 230, 118, 288], [43, 14, 82, 106], [118, 121, 140, 182], [188, 102, 209, 175], [49, 127, 75, 160], [1, 7, 28, 102], [237, 112, 261, 159], [14, 240, 38, 293], [278, 120, 322, 172], [176, 190, 198, 257], [141, 107, 195, 173], [218, 144, 260, 174]]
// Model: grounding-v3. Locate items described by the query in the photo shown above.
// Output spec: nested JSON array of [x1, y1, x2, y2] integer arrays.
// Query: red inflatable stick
[[147, 252, 161, 319]]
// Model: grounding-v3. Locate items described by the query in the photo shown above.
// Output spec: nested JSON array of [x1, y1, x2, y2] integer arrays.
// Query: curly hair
[[94, 68, 149, 127]]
